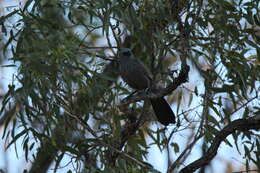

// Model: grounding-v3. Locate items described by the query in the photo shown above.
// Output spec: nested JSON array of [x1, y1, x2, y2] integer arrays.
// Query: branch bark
[[180, 115, 260, 173]]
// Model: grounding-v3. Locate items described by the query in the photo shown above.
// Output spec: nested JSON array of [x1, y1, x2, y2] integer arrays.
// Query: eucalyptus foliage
[[0, 0, 260, 173]]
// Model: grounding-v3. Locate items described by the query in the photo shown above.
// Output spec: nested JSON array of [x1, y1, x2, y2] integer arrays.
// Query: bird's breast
[[119, 60, 150, 90]]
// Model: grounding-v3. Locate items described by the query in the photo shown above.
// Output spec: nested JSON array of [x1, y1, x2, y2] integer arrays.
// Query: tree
[[0, 0, 260, 172]]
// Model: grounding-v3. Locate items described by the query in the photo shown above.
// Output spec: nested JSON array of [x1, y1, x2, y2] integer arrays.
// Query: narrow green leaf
[[0, 64, 16, 67], [188, 93, 193, 107], [7, 128, 28, 149], [171, 142, 179, 153]]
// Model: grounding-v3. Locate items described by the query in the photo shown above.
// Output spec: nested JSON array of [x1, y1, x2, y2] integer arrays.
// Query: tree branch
[[180, 114, 260, 173], [121, 65, 189, 106], [108, 103, 149, 165]]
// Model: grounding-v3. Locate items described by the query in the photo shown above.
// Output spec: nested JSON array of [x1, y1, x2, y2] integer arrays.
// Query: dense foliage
[[0, 0, 259, 172]]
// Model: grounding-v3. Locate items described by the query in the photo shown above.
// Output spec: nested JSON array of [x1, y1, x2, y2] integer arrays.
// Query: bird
[[118, 48, 175, 126]]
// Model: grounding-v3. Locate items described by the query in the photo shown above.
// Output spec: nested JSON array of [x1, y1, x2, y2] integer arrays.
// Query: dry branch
[[180, 115, 260, 173]]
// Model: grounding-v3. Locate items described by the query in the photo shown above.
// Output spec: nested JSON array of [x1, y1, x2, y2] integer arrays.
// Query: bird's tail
[[150, 97, 175, 126]]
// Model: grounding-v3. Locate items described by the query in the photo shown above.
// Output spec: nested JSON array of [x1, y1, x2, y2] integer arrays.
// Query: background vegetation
[[0, 0, 260, 172]]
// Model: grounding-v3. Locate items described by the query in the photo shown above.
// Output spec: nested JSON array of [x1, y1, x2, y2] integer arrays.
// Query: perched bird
[[118, 48, 175, 126]]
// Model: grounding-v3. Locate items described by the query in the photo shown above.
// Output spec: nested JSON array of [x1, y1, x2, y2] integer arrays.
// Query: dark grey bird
[[118, 48, 175, 126]]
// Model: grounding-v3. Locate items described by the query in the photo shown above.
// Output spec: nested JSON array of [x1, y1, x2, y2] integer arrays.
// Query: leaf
[[0, 64, 17, 67], [223, 139, 232, 147], [232, 132, 241, 154], [171, 142, 180, 153], [210, 104, 222, 118], [0, 85, 15, 115], [242, 107, 249, 118], [207, 114, 220, 128], [29, 142, 35, 151], [6, 128, 29, 149], [194, 86, 198, 96], [207, 125, 219, 136], [244, 145, 250, 157], [176, 91, 182, 114], [23, 137, 29, 162], [188, 93, 193, 107], [253, 14, 260, 26], [217, 96, 222, 107]]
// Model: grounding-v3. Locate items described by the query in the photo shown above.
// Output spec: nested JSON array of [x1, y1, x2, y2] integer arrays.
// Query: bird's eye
[[122, 51, 131, 57]]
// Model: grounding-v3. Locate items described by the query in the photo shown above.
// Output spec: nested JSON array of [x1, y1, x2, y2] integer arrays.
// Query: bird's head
[[118, 48, 133, 61]]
